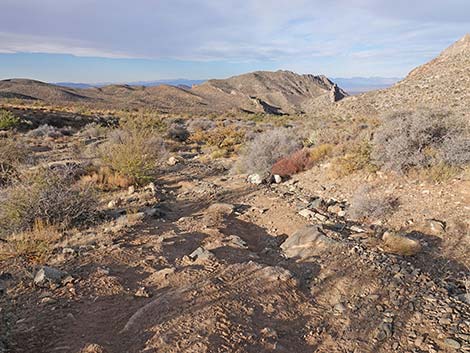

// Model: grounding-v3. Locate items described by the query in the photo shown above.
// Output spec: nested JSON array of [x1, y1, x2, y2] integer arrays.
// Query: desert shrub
[[417, 163, 461, 183], [80, 166, 134, 190], [0, 140, 30, 186], [0, 110, 21, 130], [27, 124, 63, 138], [187, 118, 216, 133], [191, 124, 245, 157], [80, 123, 109, 139], [167, 123, 190, 142], [329, 140, 376, 178], [118, 111, 167, 133], [234, 128, 301, 176], [97, 129, 165, 185], [0, 220, 61, 264], [0, 167, 97, 236], [271, 148, 313, 177], [372, 109, 470, 172], [348, 186, 399, 221], [309, 143, 334, 163]]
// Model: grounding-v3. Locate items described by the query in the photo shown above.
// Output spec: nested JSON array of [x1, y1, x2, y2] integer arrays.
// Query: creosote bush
[[97, 128, 166, 185], [234, 128, 301, 176], [0, 167, 97, 236], [372, 109, 470, 173]]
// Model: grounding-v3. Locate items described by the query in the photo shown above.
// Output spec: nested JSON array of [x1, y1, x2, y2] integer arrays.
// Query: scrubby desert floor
[[1, 107, 469, 353]]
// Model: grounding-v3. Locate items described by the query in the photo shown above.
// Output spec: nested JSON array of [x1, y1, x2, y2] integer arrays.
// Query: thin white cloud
[[0, 32, 137, 59], [0, 0, 468, 76]]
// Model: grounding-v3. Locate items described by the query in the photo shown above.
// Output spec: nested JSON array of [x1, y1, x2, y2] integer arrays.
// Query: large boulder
[[280, 226, 337, 261]]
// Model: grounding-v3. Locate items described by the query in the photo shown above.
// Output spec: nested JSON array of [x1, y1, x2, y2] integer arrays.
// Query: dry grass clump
[[96, 129, 166, 185], [329, 141, 376, 178], [0, 167, 97, 237], [348, 186, 399, 221], [372, 109, 470, 173], [382, 231, 421, 256], [118, 111, 167, 133], [271, 148, 313, 177], [191, 124, 245, 158], [80, 166, 134, 190], [0, 220, 61, 264], [0, 109, 21, 130], [234, 128, 301, 176]]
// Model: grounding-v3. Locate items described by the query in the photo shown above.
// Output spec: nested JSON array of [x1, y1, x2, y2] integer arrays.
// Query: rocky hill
[[0, 71, 346, 115], [192, 70, 347, 114], [316, 34, 470, 117]]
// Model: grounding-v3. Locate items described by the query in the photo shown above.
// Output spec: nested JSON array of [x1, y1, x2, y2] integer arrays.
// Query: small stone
[[188, 247, 216, 262], [444, 338, 461, 349], [327, 204, 343, 214], [280, 225, 338, 260], [414, 336, 424, 347], [40, 297, 57, 304], [427, 219, 446, 234], [298, 209, 316, 219], [273, 174, 282, 184], [128, 185, 135, 195], [334, 303, 346, 314], [34, 267, 68, 287], [314, 212, 328, 222], [308, 197, 323, 209], [247, 174, 263, 185], [135, 286, 151, 298], [349, 225, 366, 233], [167, 156, 179, 166]]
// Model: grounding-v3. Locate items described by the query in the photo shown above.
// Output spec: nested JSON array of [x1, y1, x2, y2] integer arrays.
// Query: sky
[[0, 0, 469, 83]]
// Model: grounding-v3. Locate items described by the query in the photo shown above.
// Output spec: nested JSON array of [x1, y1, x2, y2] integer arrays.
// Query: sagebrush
[[234, 128, 301, 176], [372, 109, 470, 172]]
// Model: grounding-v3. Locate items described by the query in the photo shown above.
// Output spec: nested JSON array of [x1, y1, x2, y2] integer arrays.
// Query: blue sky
[[0, 0, 468, 83]]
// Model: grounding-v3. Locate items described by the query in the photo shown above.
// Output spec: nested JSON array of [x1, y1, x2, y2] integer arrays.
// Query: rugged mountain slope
[[193, 70, 347, 114], [0, 71, 346, 114], [317, 34, 470, 116]]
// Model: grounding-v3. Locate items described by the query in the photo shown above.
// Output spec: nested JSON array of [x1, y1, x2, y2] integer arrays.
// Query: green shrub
[[97, 129, 165, 185], [0, 110, 21, 130], [0, 140, 29, 186]]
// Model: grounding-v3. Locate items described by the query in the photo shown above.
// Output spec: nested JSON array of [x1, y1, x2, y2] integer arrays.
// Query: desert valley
[[0, 21, 469, 353]]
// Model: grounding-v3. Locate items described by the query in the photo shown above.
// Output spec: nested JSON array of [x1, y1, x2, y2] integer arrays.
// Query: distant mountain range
[[331, 77, 401, 94], [54, 77, 400, 94], [54, 79, 207, 89]]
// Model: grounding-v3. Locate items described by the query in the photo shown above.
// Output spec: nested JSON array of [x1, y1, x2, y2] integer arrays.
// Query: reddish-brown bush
[[271, 148, 312, 177]]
